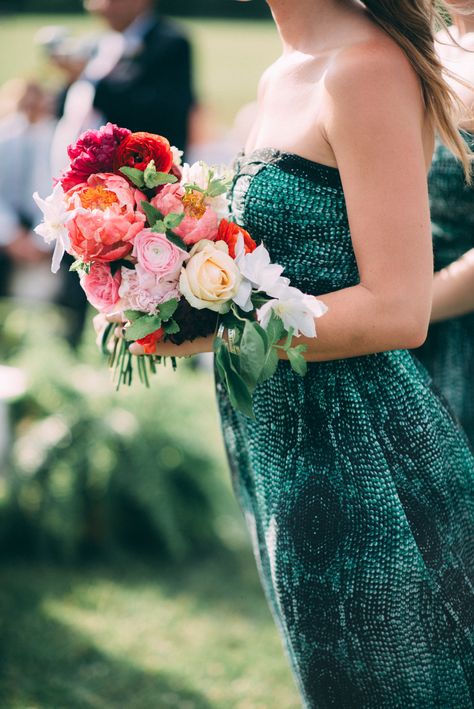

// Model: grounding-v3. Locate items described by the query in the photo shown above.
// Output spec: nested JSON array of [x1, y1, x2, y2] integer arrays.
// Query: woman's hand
[[106, 313, 215, 357], [431, 249, 474, 323]]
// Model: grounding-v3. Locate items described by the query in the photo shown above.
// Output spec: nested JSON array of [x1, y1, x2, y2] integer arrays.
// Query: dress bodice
[[428, 132, 474, 270], [230, 149, 359, 296]]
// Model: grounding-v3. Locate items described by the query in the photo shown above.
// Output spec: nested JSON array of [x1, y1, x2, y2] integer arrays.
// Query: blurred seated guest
[[52, 0, 196, 174], [0, 80, 87, 346], [0, 80, 57, 302]]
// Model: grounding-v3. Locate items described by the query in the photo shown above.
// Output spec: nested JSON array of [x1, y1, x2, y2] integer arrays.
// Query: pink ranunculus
[[60, 123, 131, 192], [66, 173, 146, 262], [151, 184, 219, 247], [133, 228, 186, 281], [81, 262, 122, 313], [119, 267, 180, 314]]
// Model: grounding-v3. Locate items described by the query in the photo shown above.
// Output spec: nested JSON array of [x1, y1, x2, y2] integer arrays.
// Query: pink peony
[[66, 173, 146, 262], [60, 123, 131, 192], [81, 262, 122, 313], [119, 267, 180, 314], [151, 184, 218, 246], [133, 228, 186, 282]]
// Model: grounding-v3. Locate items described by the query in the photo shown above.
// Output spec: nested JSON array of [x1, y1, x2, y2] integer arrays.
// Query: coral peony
[[114, 132, 174, 174], [66, 173, 145, 262], [81, 262, 122, 313], [217, 219, 256, 259], [60, 123, 131, 192], [151, 183, 218, 246]]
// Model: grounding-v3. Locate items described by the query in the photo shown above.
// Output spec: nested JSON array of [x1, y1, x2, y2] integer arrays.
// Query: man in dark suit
[[51, 0, 196, 344]]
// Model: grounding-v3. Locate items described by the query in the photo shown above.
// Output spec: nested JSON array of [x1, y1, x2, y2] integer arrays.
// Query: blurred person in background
[[0, 80, 58, 303], [52, 0, 196, 175], [414, 1, 474, 445]]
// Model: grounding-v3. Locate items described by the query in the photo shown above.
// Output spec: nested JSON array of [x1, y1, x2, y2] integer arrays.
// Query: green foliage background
[[0, 302, 245, 562]]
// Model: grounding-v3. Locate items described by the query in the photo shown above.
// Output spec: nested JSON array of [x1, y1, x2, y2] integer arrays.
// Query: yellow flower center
[[182, 190, 207, 220], [80, 186, 119, 211]]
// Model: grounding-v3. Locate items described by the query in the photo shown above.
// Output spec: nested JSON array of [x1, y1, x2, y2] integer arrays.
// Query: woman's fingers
[[129, 342, 145, 356], [106, 313, 124, 324]]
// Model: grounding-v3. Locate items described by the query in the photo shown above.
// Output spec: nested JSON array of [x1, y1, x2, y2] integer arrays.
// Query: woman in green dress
[[129, 0, 474, 705], [415, 3, 474, 445]]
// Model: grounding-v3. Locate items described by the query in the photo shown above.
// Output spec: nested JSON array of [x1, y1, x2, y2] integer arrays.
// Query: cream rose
[[179, 239, 241, 313]]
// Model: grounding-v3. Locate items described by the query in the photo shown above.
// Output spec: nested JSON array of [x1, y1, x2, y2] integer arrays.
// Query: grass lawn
[[0, 15, 280, 124], [0, 552, 299, 709]]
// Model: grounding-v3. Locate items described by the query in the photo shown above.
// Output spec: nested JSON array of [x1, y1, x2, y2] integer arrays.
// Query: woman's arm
[[132, 42, 435, 361], [430, 249, 474, 322], [289, 41, 434, 362]]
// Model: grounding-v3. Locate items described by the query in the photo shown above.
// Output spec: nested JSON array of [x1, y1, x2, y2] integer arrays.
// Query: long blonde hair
[[362, 0, 472, 181]]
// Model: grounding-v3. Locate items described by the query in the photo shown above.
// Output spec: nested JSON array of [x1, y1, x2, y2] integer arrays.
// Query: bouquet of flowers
[[34, 123, 327, 417]]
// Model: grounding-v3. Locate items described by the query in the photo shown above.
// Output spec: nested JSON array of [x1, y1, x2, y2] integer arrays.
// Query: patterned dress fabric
[[216, 149, 474, 708], [415, 134, 474, 446]]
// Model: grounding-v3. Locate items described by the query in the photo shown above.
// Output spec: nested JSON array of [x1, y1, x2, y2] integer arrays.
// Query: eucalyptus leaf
[[120, 166, 145, 188], [125, 315, 162, 341]]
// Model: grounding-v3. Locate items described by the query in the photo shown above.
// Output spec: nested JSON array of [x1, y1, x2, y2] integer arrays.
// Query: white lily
[[33, 183, 74, 273], [258, 289, 328, 338]]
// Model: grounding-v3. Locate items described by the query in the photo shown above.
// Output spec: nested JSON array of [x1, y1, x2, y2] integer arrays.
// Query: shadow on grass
[[0, 549, 269, 709]]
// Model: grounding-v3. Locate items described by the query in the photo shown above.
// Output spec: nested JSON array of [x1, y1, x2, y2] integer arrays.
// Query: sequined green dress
[[216, 149, 474, 708], [415, 134, 474, 446]]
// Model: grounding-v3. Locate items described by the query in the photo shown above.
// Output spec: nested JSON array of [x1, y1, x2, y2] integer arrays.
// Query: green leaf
[[152, 220, 166, 233], [120, 166, 145, 188], [165, 230, 188, 252], [140, 200, 163, 227], [163, 319, 180, 335], [124, 315, 162, 341], [164, 212, 185, 229], [157, 298, 179, 321], [207, 179, 230, 198], [123, 309, 145, 322], [284, 327, 295, 350], [216, 345, 255, 418], [184, 182, 206, 194], [264, 312, 285, 346], [239, 320, 266, 390], [258, 346, 279, 383], [143, 160, 178, 188], [287, 347, 308, 377]]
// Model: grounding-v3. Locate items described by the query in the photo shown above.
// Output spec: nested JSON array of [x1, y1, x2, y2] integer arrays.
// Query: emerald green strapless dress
[[415, 134, 474, 446], [216, 149, 474, 708]]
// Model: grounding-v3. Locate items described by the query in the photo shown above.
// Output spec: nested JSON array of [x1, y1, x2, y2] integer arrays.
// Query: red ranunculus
[[136, 328, 165, 355], [217, 219, 256, 259], [114, 132, 174, 175]]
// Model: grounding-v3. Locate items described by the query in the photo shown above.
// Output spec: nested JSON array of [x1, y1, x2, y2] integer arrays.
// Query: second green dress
[[415, 133, 474, 446]]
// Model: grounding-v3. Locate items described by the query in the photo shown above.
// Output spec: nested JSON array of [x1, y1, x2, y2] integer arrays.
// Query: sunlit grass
[[0, 555, 300, 708], [0, 15, 280, 125]]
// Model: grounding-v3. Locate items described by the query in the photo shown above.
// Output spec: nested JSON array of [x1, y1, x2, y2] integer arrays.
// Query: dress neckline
[[241, 147, 340, 174], [236, 147, 343, 189]]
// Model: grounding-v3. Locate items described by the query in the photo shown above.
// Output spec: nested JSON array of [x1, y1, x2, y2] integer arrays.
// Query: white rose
[[179, 239, 241, 313]]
